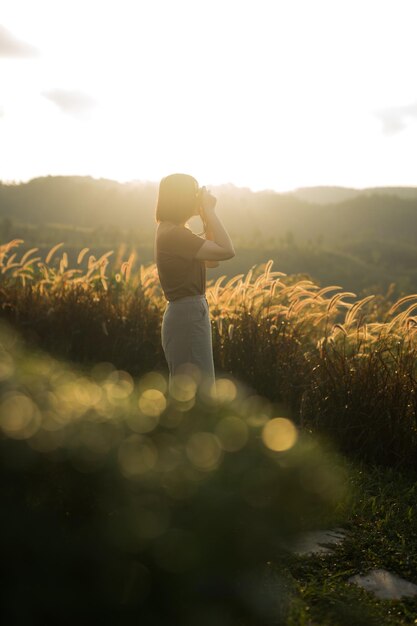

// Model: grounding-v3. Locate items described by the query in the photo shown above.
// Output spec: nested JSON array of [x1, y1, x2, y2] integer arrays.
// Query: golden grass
[[1, 240, 417, 350]]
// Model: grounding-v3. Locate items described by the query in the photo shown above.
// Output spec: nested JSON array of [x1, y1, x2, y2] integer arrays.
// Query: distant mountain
[[292, 185, 417, 204], [291, 187, 361, 204], [0, 175, 158, 230], [1, 176, 417, 247], [362, 187, 417, 200]]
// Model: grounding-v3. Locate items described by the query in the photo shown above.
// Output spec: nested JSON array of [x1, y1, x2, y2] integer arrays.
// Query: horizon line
[[1, 174, 417, 194]]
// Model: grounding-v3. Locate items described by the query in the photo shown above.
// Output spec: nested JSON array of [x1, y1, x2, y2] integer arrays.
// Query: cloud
[[0, 25, 39, 58], [42, 89, 97, 119], [375, 102, 417, 135]]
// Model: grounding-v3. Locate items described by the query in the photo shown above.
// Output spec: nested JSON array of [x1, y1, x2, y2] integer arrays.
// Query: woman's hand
[[199, 187, 217, 221]]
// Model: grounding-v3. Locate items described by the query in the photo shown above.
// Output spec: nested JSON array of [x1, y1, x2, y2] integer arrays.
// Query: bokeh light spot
[[138, 388, 166, 417], [0, 393, 41, 439], [73, 377, 102, 407], [212, 378, 237, 404], [262, 417, 298, 452], [138, 371, 168, 395], [105, 370, 134, 402], [169, 374, 197, 402]]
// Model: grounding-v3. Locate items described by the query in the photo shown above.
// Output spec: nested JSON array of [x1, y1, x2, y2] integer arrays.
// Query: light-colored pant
[[161, 294, 215, 393]]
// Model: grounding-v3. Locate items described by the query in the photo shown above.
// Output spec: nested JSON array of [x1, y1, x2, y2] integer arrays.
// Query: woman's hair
[[155, 173, 200, 224]]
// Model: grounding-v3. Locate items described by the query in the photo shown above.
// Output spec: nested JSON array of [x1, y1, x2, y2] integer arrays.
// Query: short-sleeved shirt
[[155, 222, 206, 301]]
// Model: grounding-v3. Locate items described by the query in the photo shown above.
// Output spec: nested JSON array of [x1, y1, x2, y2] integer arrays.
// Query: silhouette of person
[[154, 173, 235, 395]]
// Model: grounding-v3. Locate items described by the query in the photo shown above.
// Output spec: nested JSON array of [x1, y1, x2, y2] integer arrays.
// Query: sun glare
[[1, 0, 417, 189]]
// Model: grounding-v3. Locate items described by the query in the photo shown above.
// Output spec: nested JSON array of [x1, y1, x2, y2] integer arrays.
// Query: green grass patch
[[279, 458, 417, 625]]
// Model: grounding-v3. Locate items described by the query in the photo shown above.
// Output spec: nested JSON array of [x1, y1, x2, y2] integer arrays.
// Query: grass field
[[1, 239, 416, 470]]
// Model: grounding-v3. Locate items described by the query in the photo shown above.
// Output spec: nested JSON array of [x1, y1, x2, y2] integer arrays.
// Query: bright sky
[[1, 0, 417, 191]]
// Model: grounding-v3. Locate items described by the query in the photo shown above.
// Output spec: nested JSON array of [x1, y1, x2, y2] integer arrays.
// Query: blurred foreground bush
[[0, 321, 350, 625]]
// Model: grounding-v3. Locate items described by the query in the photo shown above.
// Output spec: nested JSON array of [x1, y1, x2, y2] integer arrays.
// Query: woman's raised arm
[[195, 189, 235, 262]]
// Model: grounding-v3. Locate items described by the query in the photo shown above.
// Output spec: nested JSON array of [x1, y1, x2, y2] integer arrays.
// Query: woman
[[154, 173, 235, 395]]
